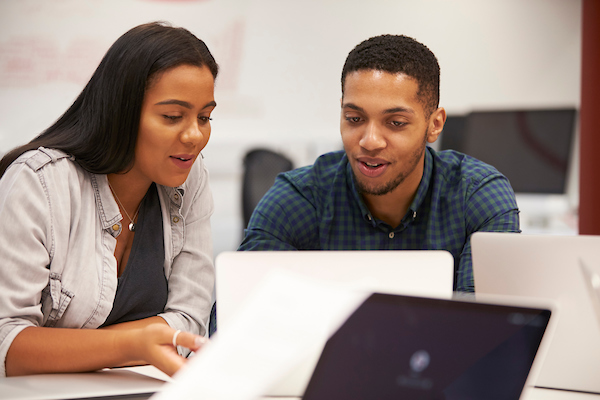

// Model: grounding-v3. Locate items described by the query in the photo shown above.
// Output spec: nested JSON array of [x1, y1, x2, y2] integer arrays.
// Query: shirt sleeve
[[0, 162, 53, 377], [456, 173, 521, 293], [158, 158, 215, 340], [238, 174, 320, 251]]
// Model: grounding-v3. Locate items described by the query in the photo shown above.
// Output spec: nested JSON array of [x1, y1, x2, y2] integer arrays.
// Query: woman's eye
[[198, 116, 213, 123], [163, 115, 181, 121]]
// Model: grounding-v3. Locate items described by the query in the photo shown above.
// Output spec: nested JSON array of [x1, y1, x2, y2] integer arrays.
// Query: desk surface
[[0, 366, 169, 400], [1, 367, 598, 400]]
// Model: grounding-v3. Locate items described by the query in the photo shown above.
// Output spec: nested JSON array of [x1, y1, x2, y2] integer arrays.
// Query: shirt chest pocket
[[41, 272, 75, 327]]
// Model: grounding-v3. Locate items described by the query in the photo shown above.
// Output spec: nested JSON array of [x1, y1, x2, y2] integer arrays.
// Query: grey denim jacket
[[0, 148, 215, 376]]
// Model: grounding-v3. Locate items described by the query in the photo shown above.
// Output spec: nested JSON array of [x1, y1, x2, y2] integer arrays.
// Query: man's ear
[[427, 107, 447, 143]]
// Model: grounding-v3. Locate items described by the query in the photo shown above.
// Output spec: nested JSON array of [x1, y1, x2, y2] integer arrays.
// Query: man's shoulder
[[431, 148, 504, 185], [283, 150, 347, 187]]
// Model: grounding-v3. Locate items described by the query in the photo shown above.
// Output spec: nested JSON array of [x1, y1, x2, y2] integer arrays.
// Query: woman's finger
[[172, 329, 208, 352]]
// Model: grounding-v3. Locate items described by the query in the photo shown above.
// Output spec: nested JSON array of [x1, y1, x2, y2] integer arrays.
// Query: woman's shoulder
[[4, 147, 91, 199], [12, 147, 76, 173]]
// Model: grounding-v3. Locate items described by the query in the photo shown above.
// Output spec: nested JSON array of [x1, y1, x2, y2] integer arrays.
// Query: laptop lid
[[215, 250, 454, 396], [471, 232, 600, 394], [579, 258, 600, 329], [303, 292, 552, 400]]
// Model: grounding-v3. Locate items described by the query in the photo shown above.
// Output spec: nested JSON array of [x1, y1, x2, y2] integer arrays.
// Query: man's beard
[[355, 129, 428, 197]]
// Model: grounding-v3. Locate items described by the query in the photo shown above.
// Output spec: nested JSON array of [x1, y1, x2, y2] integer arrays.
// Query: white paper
[[152, 269, 370, 400]]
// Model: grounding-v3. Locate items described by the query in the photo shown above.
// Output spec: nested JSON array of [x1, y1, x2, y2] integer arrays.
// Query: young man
[[238, 34, 520, 293]]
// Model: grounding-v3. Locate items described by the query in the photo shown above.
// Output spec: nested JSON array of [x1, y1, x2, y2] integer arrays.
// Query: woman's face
[[133, 64, 216, 188]]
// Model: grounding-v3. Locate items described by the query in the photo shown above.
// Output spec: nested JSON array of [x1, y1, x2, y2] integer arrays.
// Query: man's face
[[340, 70, 442, 197]]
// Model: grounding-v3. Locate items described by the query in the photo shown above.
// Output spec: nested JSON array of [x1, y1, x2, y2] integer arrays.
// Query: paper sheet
[[152, 269, 370, 400]]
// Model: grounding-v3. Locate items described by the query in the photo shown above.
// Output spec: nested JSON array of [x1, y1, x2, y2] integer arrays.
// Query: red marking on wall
[[211, 19, 245, 91], [0, 20, 245, 91], [0, 36, 106, 87], [142, 0, 210, 2]]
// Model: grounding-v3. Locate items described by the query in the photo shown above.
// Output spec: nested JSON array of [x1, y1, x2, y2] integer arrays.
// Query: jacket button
[[112, 224, 120, 231], [174, 193, 180, 201], [173, 217, 180, 223], [389, 232, 395, 239]]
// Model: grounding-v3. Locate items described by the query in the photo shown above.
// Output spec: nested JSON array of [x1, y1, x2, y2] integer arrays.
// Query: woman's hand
[[5, 319, 208, 377], [123, 323, 207, 376]]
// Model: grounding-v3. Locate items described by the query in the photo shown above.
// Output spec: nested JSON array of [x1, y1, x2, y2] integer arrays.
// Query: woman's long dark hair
[[0, 21, 219, 177]]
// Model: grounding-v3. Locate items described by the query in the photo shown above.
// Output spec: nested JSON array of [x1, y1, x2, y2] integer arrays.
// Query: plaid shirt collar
[[346, 148, 433, 229]]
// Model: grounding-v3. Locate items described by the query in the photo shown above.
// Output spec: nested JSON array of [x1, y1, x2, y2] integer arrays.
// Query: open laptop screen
[[303, 293, 551, 400]]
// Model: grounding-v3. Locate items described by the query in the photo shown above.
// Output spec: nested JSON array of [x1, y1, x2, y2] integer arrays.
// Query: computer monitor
[[440, 108, 577, 194]]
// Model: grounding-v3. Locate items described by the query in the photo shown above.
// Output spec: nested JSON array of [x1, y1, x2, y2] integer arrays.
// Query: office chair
[[209, 149, 293, 336], [241, 148, 294, 230]]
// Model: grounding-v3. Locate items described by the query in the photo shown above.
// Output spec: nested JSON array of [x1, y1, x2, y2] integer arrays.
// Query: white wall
[[0, 0, 582, 255]]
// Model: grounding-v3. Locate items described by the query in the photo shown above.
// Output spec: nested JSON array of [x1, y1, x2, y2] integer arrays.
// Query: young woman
[[0, 22, 218, 377]]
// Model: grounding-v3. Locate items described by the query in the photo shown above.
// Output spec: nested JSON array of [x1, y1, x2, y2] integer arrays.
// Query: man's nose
[[359, 122, 386, 151]]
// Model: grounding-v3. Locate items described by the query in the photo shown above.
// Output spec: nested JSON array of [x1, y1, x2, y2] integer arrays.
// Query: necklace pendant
[[128, 222, 135, 232]]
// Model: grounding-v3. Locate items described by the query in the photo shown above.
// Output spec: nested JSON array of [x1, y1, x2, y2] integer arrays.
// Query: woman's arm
[[5, 318, 205, 377]]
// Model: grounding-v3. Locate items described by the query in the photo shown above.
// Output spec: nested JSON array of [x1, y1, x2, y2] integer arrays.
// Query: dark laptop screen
[[303, 293, 551, 400]]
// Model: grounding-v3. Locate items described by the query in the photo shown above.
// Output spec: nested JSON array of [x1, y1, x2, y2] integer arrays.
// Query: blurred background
[[0, 0, 582, 258]]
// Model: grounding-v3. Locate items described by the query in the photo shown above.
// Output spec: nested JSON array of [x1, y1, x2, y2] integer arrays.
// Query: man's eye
[[390, 121, 406, 127], [346, 116, 362, 123]]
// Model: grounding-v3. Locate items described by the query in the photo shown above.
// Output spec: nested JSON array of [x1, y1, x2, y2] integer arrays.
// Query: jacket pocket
[[41, 272, 75, 327]]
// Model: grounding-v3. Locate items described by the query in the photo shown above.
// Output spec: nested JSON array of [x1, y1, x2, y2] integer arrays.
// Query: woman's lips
[[170, 154, 195, 169]]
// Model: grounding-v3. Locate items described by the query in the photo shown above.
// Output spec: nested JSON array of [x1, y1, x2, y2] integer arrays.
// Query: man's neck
[[361, 161, 424, 229], [362, 187, 417, 229]]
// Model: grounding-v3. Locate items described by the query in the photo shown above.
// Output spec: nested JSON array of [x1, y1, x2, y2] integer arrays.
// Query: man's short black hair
[[341, 34, 440, 116]]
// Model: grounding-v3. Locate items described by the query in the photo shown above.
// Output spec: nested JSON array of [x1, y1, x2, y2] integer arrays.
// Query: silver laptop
[[215, 250, 455, 397], [471, 232, 600, 394], [579, 258, 600, 329]]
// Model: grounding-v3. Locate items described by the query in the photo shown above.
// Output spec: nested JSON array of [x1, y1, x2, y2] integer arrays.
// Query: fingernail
[[195, 336, 208, 347]]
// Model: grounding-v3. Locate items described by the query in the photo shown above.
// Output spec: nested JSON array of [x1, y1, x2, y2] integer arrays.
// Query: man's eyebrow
[[154, 100, 217, 109], [342, 103, 415, 115], [382, 106, 415, 115], [342, 103, 364, 112]]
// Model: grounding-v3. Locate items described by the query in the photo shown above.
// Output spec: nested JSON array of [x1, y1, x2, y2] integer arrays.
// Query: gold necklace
[[107, 181, 141, 232]]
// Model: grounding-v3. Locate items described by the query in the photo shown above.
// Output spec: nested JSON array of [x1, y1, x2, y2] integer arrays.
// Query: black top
[[101, 183, 168, 327]]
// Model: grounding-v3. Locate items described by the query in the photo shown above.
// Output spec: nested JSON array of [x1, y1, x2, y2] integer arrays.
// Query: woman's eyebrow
[[154, 100, 217, 109], [155, 99, 193, 108]]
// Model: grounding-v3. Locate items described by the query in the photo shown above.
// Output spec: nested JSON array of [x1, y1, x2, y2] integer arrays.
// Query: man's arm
[[456, 174, 520, 292], [238, 175, 320, 251]]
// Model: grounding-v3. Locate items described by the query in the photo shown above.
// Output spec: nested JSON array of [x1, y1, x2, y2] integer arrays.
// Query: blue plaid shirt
[[239, 147, 520, 292]]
